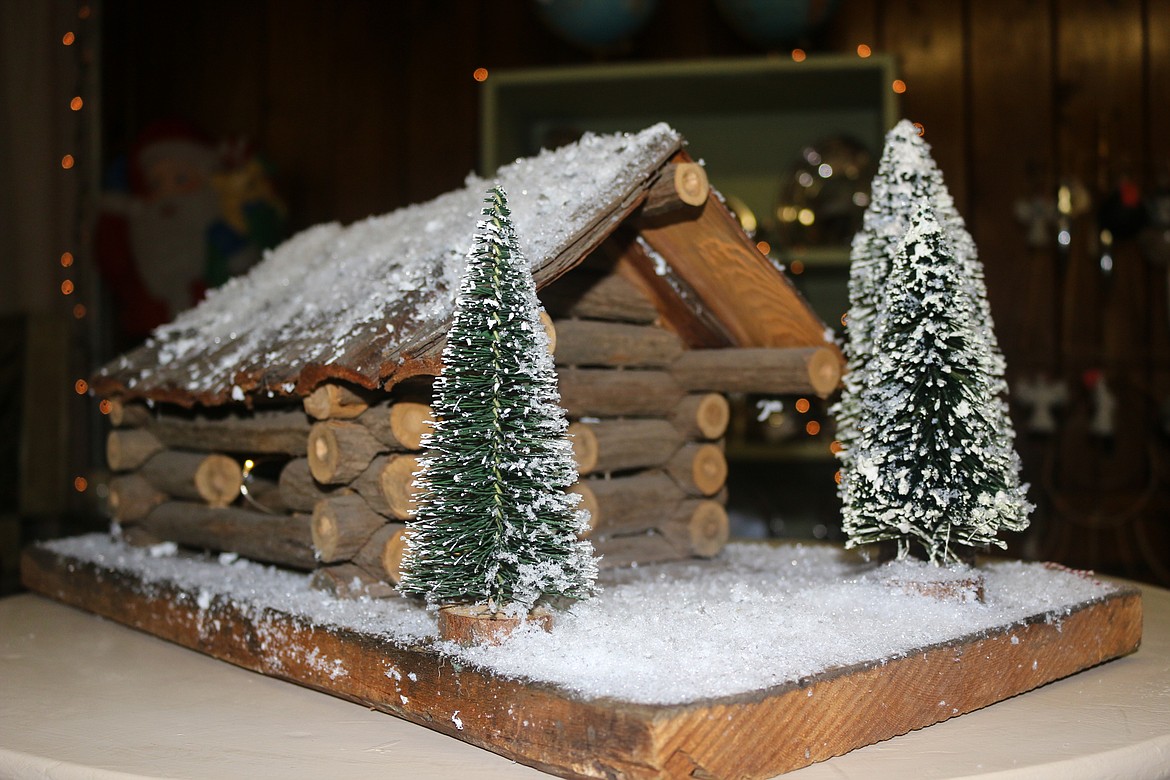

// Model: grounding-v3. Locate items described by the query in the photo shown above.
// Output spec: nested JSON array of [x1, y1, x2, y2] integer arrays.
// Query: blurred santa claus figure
[[95, 119, 284, 345]]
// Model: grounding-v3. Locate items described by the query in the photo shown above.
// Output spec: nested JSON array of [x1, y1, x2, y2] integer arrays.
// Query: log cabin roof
[[93, 123, 836, 408]]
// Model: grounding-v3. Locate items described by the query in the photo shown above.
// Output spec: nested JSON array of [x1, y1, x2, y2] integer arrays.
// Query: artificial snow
[[98, 124, 682, 399], [42, 534, 1120, 707]]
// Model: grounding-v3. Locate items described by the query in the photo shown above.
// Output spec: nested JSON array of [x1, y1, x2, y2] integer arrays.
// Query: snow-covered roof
[[93, 124, 686, 407]]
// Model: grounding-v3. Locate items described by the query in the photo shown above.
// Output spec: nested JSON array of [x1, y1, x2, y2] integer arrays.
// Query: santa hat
[[128, 118, 218, 195]]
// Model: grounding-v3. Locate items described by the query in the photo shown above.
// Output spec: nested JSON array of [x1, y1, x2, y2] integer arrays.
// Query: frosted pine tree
[[841, 205, 1030, 564], [836, 121, 1019, 552], [397, 186, 597, 612]]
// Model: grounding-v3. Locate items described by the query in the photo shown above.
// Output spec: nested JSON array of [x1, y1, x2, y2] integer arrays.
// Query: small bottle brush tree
[[397, 186, 597, 622], [840, 205, 1031, 565]]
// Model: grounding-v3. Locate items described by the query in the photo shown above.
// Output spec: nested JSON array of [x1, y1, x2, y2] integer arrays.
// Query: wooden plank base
[[20, 543, 1142, 780]]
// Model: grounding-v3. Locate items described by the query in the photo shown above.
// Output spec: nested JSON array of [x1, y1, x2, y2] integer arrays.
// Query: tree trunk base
[[883, 569, 986, 603], [438, 603, 554, 646]]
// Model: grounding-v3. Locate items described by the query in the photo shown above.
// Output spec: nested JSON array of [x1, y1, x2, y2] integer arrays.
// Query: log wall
[[103, 271, 748, 591], [103, 383, 432, 589]]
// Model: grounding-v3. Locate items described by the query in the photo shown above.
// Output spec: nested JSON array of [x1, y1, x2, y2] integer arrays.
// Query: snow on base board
[[21, 536, 1142, 780]]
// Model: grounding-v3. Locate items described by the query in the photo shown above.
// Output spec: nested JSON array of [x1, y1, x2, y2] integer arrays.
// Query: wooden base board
[[21, 544, 1142, 780]]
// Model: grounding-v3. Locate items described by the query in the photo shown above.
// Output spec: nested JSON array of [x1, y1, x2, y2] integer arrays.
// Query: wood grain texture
[[303, 382, 372, 420], [137, 450, 240, 506], [310, 494, 387, 564], [557, 368, 685, 418], [607, 234, 734, 350], [21, 544, 1143, 780], [553, 320, 684, 368], [106, 428, 164, 472], [670, 393, 730, 441], [135, 502, 317, 571], [671, 347, 841, 397], [307, 420, 385, 485], [145, 408, 312, 456], [107, 474, 167, 523], [278, 457, 347, 513], [575, 419, 684, 475], [637, 191, 837, 351], [356, 401, 433, 452], [352, 522, 408, 584]]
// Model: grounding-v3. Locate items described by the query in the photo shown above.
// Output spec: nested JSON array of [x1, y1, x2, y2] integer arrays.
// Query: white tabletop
[[2, 582, 1169, 780]]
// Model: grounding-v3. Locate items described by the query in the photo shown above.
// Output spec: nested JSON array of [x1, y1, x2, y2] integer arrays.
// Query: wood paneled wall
[[99, 0, 1169, 583]]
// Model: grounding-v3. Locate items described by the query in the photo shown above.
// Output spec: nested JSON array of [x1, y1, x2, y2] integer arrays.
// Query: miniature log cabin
[[92, 124, 841, 598]]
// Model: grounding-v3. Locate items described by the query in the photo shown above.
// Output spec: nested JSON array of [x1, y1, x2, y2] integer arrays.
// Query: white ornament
[[1088, 375, 1117, 438], [1015, 375, 1067, 434]]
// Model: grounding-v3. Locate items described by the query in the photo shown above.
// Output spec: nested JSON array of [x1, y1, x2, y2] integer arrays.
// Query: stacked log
[[544, 282, 840, 568], [102, 386, 430, 589], [543, 312, 734, 568]]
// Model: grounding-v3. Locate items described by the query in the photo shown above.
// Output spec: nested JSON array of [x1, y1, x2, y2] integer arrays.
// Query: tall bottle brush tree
[[840, 205, 1031, 564], [398, 186, 597, 613], [835, 120, 1008, 467], [835, 120, 1028, 564]]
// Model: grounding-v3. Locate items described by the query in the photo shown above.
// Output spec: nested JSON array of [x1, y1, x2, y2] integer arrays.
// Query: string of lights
[[61, 1, 101, 501]]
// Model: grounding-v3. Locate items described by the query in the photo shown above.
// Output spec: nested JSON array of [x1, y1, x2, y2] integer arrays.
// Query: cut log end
[[684, 500, 730, 558], [808, 346, 843, 398], [691, 444, 728, 496], [108, 399, 150, 428], [311, 507, 339, 560], [567, 422, 599, 475], [669, 443, 728, 497], [308, 425, 338, 483], [387, 402, 433, 451], [698, 396, 730, 439], [569, 482, 600, 536], [380, 454, 421, 519], [307, 420, 384, 484], [674, 162, 709, 207], [437, 603, 554, 646], [382, 527, 412, 584], [539, 310, 557, 355], [304, 383, 370, 420], [194, 454, 243, 508], [311, 494, 387, 563], [641, 162, 711, 218]]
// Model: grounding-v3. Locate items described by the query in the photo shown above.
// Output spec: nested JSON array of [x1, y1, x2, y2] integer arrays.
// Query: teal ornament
[[533, 0, 658, 51], [714, 0, 840, 48]]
